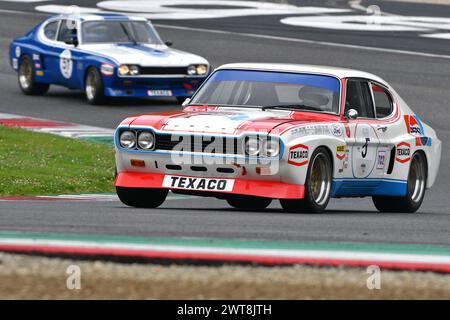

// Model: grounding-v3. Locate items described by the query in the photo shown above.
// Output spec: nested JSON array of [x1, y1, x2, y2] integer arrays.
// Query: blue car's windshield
[[190, 70, 341, 113], [81, 21, 163, 45]]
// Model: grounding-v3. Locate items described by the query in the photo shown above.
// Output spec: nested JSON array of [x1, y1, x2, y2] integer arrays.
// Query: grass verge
[[0, 126, 115, 196]]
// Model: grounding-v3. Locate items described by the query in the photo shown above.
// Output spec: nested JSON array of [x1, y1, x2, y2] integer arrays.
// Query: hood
[[80, 43, 208, 66], [129, 107, 338, 135]]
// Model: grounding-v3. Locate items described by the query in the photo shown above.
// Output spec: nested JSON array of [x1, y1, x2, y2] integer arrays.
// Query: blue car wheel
[[18, 56, 49, 95], [85, 67, 105, 105]]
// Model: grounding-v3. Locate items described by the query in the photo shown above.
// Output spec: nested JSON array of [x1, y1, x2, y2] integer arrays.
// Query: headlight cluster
[[187, 64, 208, 75], [243, 136, 280, 157], [119, 130, 155, 150], [118, 64, 140, 76]]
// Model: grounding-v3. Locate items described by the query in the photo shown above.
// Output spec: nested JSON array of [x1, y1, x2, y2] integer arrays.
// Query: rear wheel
[[116, 187, 168, 208], [373, 152, 427, 213], [226, 196, 272, 210], [280, 147, 332, 213], [85, 67, 105, 105], [18, 56, 49, 95]]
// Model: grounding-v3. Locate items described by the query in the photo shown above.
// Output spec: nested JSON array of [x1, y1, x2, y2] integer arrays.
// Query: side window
[[57, 20, 77, 42], [371, 83, 393, 118], [44, 21, 59, 40], [345, 80, 375, 118]]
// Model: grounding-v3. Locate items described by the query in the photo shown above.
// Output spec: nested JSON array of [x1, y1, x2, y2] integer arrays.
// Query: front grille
[[139, 66, 188, 75], [155, 134, 243, 155]]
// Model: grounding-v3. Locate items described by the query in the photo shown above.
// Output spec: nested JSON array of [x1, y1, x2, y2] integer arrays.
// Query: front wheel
[[116, 187, 168, 208], [18, 56, 49, 95], [226, 196, 272, 210], [85, 67, 105, 105], [373, 152, 427, 213], [280, 147, 332, 213]]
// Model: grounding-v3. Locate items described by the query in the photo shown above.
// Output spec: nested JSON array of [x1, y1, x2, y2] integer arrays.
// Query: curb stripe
[[0, 237, 449, 273]]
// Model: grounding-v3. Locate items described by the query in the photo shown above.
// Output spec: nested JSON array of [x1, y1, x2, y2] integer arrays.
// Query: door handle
[[377, 126, 388, 133]]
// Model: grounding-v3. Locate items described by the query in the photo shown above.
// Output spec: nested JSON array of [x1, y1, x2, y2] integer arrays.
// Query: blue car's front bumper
[[103, 76, 207, 98]]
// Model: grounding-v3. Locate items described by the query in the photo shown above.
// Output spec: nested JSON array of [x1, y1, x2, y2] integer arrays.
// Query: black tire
[[226, 195, 272, 210], [280, 147, 332, 213], [18, 56, 49, 95], [373, 152, 427, 213], [85, 67, 105, 105], [116, 186, 168, 208]]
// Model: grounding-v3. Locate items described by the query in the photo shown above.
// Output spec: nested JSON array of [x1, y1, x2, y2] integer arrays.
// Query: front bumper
[[115, 172, 305, 199], [103, 76, 207, 98]]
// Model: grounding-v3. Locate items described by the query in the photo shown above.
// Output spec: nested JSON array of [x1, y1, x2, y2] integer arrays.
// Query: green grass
[[0, 126, 115, 196]]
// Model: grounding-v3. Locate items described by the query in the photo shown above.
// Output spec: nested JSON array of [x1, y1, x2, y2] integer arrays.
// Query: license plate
[[147, 90, 172, 96], [162, 175, 234, 192]]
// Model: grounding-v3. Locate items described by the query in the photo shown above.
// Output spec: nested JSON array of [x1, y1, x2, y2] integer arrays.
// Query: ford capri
[[10, 13, 210, 104], [114, 63, 441, 213]]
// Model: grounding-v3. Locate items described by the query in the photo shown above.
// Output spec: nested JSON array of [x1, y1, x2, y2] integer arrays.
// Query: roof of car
[[216, 63, 389, 86], [52, 13, 147, 22]]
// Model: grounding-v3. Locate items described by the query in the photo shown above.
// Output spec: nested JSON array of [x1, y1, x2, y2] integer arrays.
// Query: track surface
[[0, 2, 449, 246]]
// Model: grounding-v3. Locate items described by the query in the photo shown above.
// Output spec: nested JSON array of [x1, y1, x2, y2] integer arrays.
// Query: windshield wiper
[[120, 22, 138, 45], [261, 104, 321, 112]]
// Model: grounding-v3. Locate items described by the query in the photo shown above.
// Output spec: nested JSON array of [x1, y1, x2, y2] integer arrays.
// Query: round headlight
[[263, 139, 280, 157], [118, 64, 130, 76], [129, 65, 140, 76], [187, 65, 197, 75], [196, 64, 208, 75], [119, 131, 136, 149], [244, 137, 261, 156], [137, 131, 155, 150]]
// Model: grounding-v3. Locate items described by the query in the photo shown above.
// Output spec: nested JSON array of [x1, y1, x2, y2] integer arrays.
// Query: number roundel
[[59, 49, 73, 79]]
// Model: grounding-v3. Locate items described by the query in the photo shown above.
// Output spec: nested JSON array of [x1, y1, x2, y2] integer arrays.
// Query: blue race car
[[9, 13, 210, 105]]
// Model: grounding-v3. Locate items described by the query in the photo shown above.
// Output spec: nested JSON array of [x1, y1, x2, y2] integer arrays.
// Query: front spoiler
[[115, 172, 304, 199]]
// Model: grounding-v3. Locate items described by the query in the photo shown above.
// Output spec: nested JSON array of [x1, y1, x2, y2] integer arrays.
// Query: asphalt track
[[0, 2, 449, 246]]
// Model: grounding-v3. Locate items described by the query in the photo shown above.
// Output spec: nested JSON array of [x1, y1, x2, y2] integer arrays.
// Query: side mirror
[[164, 40, 173, 47], [345, 108, 358, 120], [64, 34, 79, 47], [181, 98, 191, 107]]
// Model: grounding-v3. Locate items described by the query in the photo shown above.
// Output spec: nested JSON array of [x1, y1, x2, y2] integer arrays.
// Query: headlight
[[263, 139, 280, 157], [129, 65, 140, 76], [244, 137, 261, 156], [119, 131, 136, 149], [118, 64, 130, 76], [137, 131, 155, 150], [196, 64, 208, 75], [187, 65, 197, 75]]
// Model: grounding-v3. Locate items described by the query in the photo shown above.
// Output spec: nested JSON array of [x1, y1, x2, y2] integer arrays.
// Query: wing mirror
[[345, 109, 358, 120], [181, 98, 191, 107], [64, 34, 79, 47], [164, 40, 173, 47]]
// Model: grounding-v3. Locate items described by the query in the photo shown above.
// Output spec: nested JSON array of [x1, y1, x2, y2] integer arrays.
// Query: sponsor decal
[[344, 123, 351, 138], [343, 149, 350, 169], [288, 144, 309, 166], [415, 136, 432, 147], [32, 53, 40, 61], [162, 175, 234, 192], [404, 115, 424, 137], [35, 63, 41, 69], [396, 142, 411, 163], [15, 46, 21, 58], [147, 90, 173, 96], [12, 58, 18, 70], [59, 49, 73, 79], [377, 151, 386, 169], [290, 124, 338, 138], [36, 70, 44, 76], [330, 124, 343, 137], [336, 145, 345, 160]]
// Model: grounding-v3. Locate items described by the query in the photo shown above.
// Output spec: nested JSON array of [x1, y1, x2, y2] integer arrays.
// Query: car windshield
[[81, 21, 163, 45], [190, 69, 341, 113]]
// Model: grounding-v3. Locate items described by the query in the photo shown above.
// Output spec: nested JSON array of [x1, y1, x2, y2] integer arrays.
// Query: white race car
[[114, 63, 441, 213]]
